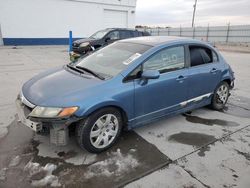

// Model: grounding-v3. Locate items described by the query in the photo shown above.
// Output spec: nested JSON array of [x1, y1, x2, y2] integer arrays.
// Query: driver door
[[133, 45, 189, 126]]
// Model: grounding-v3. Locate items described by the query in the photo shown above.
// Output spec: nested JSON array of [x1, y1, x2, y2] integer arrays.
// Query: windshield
[[76, 42, 151, 78], [90, 30, 109, 39]]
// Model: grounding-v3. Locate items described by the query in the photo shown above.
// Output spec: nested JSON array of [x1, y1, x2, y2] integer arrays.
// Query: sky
[[135, 0, 250, 27]]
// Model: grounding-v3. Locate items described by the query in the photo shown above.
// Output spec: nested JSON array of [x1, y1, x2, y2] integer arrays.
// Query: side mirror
[[105, 37, 111, 42], [141, 70, 160, 80]]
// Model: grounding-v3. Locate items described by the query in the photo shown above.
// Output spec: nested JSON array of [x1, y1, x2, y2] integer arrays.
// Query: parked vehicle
[[16, 36, 235, 153], [70, 28, 150, 61]]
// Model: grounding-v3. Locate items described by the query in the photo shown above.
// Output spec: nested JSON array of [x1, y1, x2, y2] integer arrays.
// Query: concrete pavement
[[0, 46, 249, 188]]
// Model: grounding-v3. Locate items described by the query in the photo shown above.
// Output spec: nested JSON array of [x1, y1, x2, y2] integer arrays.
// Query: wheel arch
[[80, 102, 129, 128], [221, 64, 234, 88], [213, 78, 231, 93], [222, 78, 231, 86]]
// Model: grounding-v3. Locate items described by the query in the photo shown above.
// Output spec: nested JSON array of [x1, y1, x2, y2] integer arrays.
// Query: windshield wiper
[[76, 66, 105, 80], [66, 64, 85, 74]]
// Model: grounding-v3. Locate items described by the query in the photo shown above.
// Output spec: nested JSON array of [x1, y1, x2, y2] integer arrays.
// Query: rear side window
[[120, 31, 133, 39], [143, 46, 185, 74], [189, 46, 212, 67]]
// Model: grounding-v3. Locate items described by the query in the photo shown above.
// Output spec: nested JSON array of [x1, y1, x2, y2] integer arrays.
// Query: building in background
[[0, 0, 137, 45]]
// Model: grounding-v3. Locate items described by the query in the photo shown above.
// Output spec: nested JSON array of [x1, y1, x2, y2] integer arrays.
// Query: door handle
[[176, 75, 186, 82], [210, 68, 217, 74]]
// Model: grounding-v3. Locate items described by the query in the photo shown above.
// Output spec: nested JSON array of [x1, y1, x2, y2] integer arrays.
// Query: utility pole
[[0, 23, 3, 46], [192, 0, 198, 28], [226, 22, 230, 43]]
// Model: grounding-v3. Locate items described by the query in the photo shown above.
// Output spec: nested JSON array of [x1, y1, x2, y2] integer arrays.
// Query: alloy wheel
[[216, 84, 229, 104], [90, 114, 119, 149]]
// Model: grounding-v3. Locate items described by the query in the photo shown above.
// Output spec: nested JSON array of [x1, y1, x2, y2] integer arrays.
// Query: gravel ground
[[216, 43, 250, 53]]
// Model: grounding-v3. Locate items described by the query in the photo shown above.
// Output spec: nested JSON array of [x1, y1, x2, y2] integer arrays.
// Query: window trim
[[212, 50, 219, 62], [123, 65, 142, 83]]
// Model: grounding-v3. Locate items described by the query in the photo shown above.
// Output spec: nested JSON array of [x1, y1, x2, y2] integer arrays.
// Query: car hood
[[73, 38, 96, 45], [22, 66, 103, 107]]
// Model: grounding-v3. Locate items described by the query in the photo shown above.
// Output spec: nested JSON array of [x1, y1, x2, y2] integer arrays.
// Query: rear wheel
[[210, 82, 230, 110], [76, 107, 122, 153]]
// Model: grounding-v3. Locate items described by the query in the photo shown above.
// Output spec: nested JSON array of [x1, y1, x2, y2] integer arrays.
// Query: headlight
[[79, 42, 90, 48], [29, 106, 78, 118]]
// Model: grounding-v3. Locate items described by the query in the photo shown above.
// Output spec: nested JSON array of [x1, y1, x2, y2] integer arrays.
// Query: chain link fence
[[138, 25, 250, 44]]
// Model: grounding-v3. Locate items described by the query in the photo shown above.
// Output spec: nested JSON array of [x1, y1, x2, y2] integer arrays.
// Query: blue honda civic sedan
[[16, 36, 235, 153]]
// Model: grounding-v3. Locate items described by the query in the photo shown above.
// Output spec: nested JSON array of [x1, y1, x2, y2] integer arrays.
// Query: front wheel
[[76, 107, 122, 153], [210, 82, 230, 110]]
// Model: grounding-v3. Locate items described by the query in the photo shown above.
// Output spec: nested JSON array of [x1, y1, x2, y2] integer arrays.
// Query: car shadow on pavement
[[0, 118, 171, 188]]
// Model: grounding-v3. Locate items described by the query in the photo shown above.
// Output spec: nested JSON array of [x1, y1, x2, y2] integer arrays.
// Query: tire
[[210, 81, 230, 110], [76, 107, 123, 153]]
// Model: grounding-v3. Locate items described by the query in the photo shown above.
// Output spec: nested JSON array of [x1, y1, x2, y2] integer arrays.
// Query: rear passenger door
[[187, 45, 222, 100], [119, 30, 133, 39]]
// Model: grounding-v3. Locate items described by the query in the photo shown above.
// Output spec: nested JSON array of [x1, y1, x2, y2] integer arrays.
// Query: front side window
[[143, 46, 185, 74], [107, 31, 119, 40], [76, 42, 151, 78]]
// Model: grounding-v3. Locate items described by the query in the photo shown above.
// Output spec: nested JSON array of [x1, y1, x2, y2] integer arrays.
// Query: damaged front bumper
[[15, 98, 81, 146], [16, 98, 42, 132]]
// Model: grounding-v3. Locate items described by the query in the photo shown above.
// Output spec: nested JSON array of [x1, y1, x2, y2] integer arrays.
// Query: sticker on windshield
[[123, 53, 141, 65]]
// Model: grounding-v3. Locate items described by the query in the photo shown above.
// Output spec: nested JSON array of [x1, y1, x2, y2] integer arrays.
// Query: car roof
[[119, 36, 207, 47], [104, 28, 142, 32]]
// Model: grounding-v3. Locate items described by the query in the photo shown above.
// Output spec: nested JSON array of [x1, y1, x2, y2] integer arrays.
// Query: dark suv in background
[[70, 28, 150, 61]]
